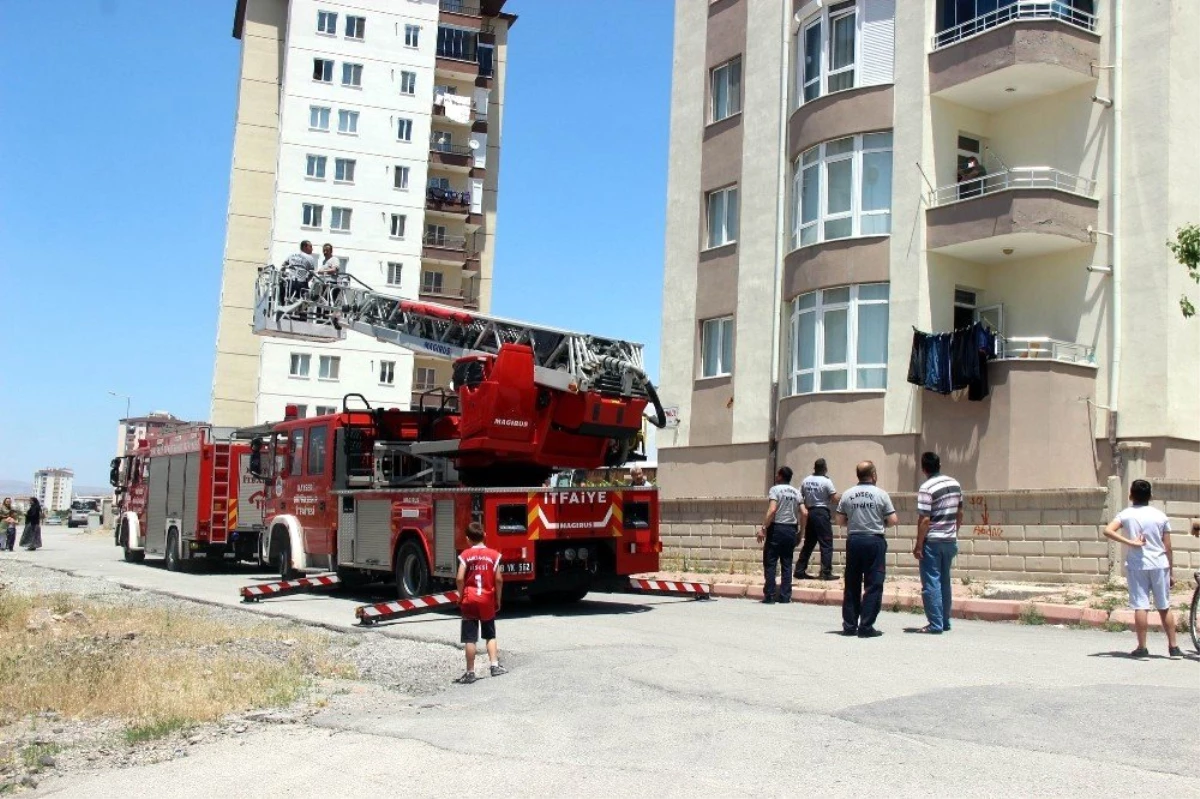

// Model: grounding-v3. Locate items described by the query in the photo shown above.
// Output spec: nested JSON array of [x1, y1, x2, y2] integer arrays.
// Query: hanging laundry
[[442, 94, 473, 125], [907, 322, 997, 400]]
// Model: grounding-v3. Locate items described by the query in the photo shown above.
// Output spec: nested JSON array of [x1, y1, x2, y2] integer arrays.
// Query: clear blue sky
[[0, 0, 673, 488]]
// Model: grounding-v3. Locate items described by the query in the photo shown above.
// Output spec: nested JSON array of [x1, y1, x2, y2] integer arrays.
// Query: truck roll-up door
[[434, 500, 456, 577], [146, 459, 169, 554], [182, 452, 201, 537]]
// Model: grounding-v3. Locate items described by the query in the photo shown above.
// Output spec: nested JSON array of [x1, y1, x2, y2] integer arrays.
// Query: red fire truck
[[248, 268, 667, 601], [110, 425, 266, 569]]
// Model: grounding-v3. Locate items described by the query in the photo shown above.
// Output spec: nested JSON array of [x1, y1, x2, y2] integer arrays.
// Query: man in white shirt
[[913, 451, 963, 635]]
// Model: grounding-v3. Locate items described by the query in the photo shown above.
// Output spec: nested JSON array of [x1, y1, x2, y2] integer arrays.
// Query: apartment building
[[659, 0, 1199, 499], [33, 468, 74, 513], [212, 0, 513, 426], [115, 412, 191, 457]]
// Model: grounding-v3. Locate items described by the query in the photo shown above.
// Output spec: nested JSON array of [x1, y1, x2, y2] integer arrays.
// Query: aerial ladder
[[252, 266, 668, 469]]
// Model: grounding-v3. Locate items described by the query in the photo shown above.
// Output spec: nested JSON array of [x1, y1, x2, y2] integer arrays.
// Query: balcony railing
[[933, 1, 1098, 50], [426, 186, 471, 207], [430, 137, 473, 158], [926, 167, 1096, 208], [439, 0, 481, 16], [997, 336, 1095, 366]]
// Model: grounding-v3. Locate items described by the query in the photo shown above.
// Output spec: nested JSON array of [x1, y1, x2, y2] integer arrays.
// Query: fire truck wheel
[[165, 529, 182, 573], [394, 540, 431, 599], [121, 520, 145, 564]]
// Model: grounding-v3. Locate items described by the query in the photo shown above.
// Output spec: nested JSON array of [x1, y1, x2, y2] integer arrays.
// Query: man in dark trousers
[[756, 466, 802, 604], [836, 461, 898, 638], [795, 458, 839, 581]]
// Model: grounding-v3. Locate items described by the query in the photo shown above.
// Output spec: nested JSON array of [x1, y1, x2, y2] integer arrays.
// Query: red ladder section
[[240, 574, 341, 603], [211, 444, 232, 544]]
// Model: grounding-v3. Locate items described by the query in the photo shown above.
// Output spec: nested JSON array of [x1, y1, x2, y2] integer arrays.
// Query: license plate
[[501, 561, 532, 574]]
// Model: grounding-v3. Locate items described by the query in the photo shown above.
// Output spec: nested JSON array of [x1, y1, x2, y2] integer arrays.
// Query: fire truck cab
[[250, 397, 661, 601]]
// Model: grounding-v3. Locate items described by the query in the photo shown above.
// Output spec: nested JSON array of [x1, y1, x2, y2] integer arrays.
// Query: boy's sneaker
[[489, 664, 508, 677], [454, 671, 477, 684], [1129, 647, 1150, 660], [1167, 646, 1184, 660]]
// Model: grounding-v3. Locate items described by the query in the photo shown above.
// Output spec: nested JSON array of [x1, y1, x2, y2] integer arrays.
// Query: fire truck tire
[[121, 520, 145, 564], [394, 540, 431, 599], [165, 529, 183, 573], [277, 536, 299, 581]]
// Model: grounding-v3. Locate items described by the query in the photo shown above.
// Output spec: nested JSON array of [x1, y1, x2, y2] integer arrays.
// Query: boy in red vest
[[455, 522, 507, 683]]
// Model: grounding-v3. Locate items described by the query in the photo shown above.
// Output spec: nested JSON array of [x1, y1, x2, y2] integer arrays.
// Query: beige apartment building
[[211, 0, 513, 426], [658, 0, 1199, 499]]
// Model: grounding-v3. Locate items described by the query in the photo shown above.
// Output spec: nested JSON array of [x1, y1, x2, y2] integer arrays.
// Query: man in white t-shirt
[[1103, 479, 1183, 660], [756, 466, 802, 604]]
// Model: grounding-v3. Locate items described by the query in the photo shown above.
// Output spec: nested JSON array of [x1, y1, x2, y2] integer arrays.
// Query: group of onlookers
[[1, 497, 42, 551]]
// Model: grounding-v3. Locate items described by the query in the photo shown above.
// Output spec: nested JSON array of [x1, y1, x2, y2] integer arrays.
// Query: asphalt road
[[14, 527, 1200, 798]]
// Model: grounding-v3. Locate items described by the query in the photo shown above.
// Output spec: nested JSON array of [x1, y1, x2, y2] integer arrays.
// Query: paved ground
[[12, 527, 1200, 798]]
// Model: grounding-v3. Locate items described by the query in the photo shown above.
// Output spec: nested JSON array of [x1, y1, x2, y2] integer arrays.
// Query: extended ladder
[[252, 267, 665, 421]]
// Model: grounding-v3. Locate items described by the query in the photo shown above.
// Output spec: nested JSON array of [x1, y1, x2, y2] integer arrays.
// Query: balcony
[[419, 288, 481, 310], [428, 135, 473, 169], [439, 1, 481, 18], [432, 94, 487, 133], [425, 186, 472, 215], [996, 336, 1095, 366], [925, 167, 1099, 263], [929, 1, 1099, 113]]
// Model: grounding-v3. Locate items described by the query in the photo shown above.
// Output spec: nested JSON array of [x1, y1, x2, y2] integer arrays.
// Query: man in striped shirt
[[913, 451, 963, 634]]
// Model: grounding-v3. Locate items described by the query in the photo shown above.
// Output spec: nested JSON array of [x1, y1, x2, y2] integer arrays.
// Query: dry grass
[[0, 591, 355, 736]]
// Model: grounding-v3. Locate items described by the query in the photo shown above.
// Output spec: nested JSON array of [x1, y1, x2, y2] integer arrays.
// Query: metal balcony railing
[[933, 1, 1098, 50], [439, 0, 482, 16], [997, 336, 1095, 365], [422, 232, 483, 256], [425, 186, 471, 207], [430, 137, 473, 158], [926, 167, 1097, 208]]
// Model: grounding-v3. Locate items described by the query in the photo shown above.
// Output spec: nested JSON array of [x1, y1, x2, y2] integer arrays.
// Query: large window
[[334, 157, 355, 183], [936, 0, 1096, 45], [318, 355, 341, 380], [791, 132, 892, 248], [710, 57, 742, 122], [305, 154, 327, 179], [387, 262, 403, 286], [437, 25, 478, 61], [797, 0, 857, 104], [394, 165, 410, 189], [700, 317, 734, 379], [400, 71, 417, 95], [705, 186, 739, 249], [316, 11, 337, 35], [307, 425, 328, 476], [341, 63, 363, 87], [414, 367, 437, 391], [302, 203, 323, 228], [344, 15, 365, 40], [309, 106, 330, 131], [390, 214, 407, 238], [313, 58, 333, 83], [397, 118, 413, 141], [338, 109, 359, 134], [789, 284, 889, 394], [330, 207, 352, 232], [379, 360, 395, 385], [422, 270, 444, 294], [289, 353, 311, 378], [405, 24, 420, 47]]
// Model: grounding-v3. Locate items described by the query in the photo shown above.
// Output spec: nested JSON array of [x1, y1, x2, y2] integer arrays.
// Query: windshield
[[70, 500, 99, 512]]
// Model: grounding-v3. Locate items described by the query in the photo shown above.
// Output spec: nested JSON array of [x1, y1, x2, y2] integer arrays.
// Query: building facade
[[115, 412, 191, 457], [658, 0, 1199, 499], [33, 468, 74, 513], [212, 0, 513, 426]]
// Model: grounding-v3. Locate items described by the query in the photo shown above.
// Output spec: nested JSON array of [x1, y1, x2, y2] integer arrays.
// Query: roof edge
[[233, 0, 247, 39]]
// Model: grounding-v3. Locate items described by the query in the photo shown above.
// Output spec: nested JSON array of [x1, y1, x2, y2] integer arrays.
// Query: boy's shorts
[[460, 619, 496, 644], [1127, 568, 1170, 611]]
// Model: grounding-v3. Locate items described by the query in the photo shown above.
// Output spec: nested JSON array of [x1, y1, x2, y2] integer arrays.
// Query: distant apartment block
[[33, 468, 74, 513], [115, 412, 192, 457], [212, 0, 514, 426], [658, 0, 1199, 498]]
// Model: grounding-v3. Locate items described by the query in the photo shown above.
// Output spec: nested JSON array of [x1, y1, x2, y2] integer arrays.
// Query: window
[[936, 0, 1096, 45], [393, 165, 410, 189], [414, 367, 437, 391], [421, 270, 444, 294], [789, 283, 889, 394], [334, 157, 356, 183], [345, 15, 365, 40], [705, 186, 739, 249], [309, 105, 331, 131], [338, 109, 359, 134], [957, 133, 984, 174], [397, 118, 413, 141], [305, 154, 327, 179], [432, 130, 453, 151], [387, 262, 403, 286], [954, 288, 977, 330], [313, 58, 333, 83], [437, 25, 478, 62], [379, 360, 396, 385], [317, 10, 337, 35], [426, 224, 447, 245], [288, 430, 305, 476], [315, 405, 337, 416], [797, 1, 857, 104], [330, 207, 352, 231], [307, 425, 328, 476], [390, 214, 407, 238], [428, 176, 450, 191], [302, 203, 323, 228], [341, 63, 363, 87], [710, 58, 742, 122], [700, 317, 734, 378], [318, 355, 341, 380], [289, 353, 311, 377], [405, 24, 420, 47], [400, 71, 417, 95], [791, 132, 893, 248]]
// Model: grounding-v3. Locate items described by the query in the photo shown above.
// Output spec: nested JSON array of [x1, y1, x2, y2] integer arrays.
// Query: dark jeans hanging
[[907, 322, 997, 401]]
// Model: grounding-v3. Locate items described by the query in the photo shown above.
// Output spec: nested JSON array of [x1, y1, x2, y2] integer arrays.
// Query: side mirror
[[109, 458, 121, 488], [248, 437, 263, 478]]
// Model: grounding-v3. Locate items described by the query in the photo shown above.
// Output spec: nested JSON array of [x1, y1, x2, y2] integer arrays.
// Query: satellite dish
[[468, 140, 480, 150]]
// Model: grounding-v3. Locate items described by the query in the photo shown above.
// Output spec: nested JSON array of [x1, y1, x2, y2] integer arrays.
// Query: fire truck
[[247, 268, 667, 601], [110, 425, 265, 569]]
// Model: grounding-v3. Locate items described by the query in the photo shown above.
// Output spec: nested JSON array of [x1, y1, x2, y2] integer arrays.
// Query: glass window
[[315, 405, 337, 416], [307, 425, 328, 476], [394, 165, 410, 189], [828, 5, 857, 93], [789, 284, 889, 394], [334, 158, 355, 182], [387, 262, 403, 286], [306, 154, 327, 179], [422, 271, 444, 294], [397, 118, 413, 141], [338, 109, 359, 134], [289, 353, 310, 377], [802, 21, 822, 102], [405, 24, 420, 47], [706, 186, 739, 249], [330, 207, 352, 232], [341, 63, 363, 87], [309, 106, 330, 131], [390, 214, 407, 238], [288, 429, 304, 476], [317, 11, 337, 35], [313, 59, 333, 82], [380, 361, 395, 385], [400, 71, 417, 95], [318, 355, 340, 380], [792, 132, 893, 248], [710, 57, 742, 122], [796, 1, 858, 105], [302, 203, 323, 228], [700, 317, 734, 378], [415, 367, 437, 390], [345, 15, 365, 40], [437, 25, 478, 61]]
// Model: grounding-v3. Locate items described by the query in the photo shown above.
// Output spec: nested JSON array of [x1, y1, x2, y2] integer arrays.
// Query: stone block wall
[[660, 483, 1200, 584]]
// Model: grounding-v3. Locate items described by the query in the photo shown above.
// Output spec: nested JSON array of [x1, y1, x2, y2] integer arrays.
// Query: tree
[[1167, 224, 1200, 318]]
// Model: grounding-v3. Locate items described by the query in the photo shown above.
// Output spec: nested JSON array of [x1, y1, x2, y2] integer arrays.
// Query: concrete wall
[[662, 482, 1108, 583]]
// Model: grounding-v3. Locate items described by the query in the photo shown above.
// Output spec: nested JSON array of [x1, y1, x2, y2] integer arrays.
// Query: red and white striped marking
[[355, 590, 461, 625], [628, 578, 712, 599], [240, 574, 341, 602]]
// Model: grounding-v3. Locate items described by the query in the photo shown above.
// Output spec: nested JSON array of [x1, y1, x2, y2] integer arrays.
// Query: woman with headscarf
[[19, 497, 42, 551], [1, 498, 19, 551]]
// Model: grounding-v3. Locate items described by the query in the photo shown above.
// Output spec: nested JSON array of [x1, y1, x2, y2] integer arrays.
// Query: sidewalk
[[647, 569, 1195, 632]]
